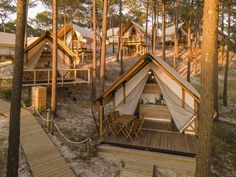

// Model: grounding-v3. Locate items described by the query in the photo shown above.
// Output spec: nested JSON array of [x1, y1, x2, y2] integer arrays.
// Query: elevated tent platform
[[23, 31, 90, 87], [94, 53, 201, 156], [103, 129, 197, 157]]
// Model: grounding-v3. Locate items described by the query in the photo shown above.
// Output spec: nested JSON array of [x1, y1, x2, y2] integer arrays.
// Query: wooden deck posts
[[99, 99, 104, 142]]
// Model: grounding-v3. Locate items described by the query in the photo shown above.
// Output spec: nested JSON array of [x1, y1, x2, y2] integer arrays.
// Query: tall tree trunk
[[173, 0, 179, 69], [195, 0, 219, 176], [110, 6, 115, 54], [63, 6, 67, 45], [119, 0, 124, 75], [152, 0, 157, 54], [6, 1, 27, 177], [187, 23, 191, 82], [100, 0, 108, 93], [187, 0, 194, 82], [162, 0, 166, 61], [220, 0, 225, 69], [223, 0, 231, 107], [51, 0, 58, 116], [92, 0, 97, 101], [145, 0, 149, 52]]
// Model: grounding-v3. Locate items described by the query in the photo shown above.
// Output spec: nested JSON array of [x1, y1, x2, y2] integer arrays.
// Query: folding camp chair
[[103, 111, 120, 137], [135, 114, 145, 137]]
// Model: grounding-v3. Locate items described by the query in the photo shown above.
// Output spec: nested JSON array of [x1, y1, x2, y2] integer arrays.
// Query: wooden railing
[[23, 68, 90, 86], [123, 35, 143, 44]]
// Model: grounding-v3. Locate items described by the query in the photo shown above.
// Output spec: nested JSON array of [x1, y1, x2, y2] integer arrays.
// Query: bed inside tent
[[95, 53, 200, 156]]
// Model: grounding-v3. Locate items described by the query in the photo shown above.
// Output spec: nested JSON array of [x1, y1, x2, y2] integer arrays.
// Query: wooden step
[[99, 144, 195, 176]]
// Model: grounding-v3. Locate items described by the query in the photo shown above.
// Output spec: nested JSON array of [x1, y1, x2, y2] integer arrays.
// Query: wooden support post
[[51, 113, 55, 135], [182, 88, 185, 108], [123, 83, 126, 104], [33, 71, 36, 85], [46, 109, 50, 131], [88, 69, 91, 84], [99, 101, 104, 142], [112, 92, 116, 112], [48, 70, 50, 84]]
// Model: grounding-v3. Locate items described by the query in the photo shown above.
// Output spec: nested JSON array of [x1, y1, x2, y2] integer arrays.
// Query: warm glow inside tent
[[94, 53, 200, 134], [24, 31, 78, 71]]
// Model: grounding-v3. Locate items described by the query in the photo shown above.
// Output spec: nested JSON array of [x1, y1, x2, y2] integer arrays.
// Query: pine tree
[[51, 0, 58, 116], [92, 0, 97, 100], [100, 0, 108, 93], [6, 0, 27, 176], [162, 0, 166, 61], [195, 0, 219, 176], [223, 0, 231, 107]]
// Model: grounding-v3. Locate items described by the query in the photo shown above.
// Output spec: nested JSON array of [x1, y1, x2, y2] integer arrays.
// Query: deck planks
[[0, 99, 75, 177], [103, 129, 197, 156]]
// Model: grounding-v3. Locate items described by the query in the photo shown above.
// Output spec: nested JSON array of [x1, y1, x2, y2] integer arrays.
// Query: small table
[[114, 114, 137, 135], [114, 114, 137, 125]]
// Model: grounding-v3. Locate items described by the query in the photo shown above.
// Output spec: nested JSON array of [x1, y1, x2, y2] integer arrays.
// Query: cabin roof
[[95, 53, 200, 104], [0, 32, 15, 47]]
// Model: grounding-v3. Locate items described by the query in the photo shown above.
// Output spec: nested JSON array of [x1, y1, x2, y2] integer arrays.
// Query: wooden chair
[[135, 114, 145, 137], [103, 111, 120, 137]]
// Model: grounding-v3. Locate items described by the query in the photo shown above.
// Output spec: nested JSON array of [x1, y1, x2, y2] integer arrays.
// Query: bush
[[0, 87, 12, 100]]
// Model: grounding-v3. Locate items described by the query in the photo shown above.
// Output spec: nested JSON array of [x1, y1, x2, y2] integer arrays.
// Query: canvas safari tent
[[120, 20, 152, 56], [23, 31, 90, 86], [94, 53, 200, 156], [107, 27, 119, 44], [58, 23, 94, 52]]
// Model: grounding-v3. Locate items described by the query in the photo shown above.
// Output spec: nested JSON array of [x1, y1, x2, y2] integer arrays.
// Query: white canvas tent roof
[[94, 53, 200, 133], [158, 22, 185, 37], [121, 20, 152, 38], [24, 31, 79, 70], [72, 24, 93, 40], [107, 27, 119, 38]]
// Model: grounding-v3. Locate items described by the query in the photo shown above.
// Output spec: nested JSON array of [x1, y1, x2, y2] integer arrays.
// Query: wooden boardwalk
[[0, 99, 75, 177]]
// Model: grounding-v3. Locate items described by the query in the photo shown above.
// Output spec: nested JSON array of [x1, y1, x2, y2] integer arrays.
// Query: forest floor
[[0, 49, 236, 177]]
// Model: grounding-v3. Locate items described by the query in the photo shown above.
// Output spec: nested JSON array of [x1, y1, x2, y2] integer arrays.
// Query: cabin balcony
[[23, 68, 90, 87], [71, 40, 87, 51], [123, 35, 144, 45]]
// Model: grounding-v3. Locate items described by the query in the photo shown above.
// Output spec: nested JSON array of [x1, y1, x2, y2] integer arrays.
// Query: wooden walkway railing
[[0, 99, 75, 177]]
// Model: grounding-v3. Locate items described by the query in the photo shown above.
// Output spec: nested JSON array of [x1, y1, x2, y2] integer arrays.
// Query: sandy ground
[[0, 115, 32, 177]]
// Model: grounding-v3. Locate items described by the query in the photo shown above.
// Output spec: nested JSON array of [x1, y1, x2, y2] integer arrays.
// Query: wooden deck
[[0, 99, 75, 177], [103, 129, 197, 157]]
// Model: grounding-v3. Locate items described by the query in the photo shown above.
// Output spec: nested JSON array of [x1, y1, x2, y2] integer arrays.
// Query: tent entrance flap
[[115, 75, 148, 115], [153, 74, 195, 131]]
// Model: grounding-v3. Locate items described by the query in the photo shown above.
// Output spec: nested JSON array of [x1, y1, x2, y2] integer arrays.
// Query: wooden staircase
[[99, 144, 196, 177]]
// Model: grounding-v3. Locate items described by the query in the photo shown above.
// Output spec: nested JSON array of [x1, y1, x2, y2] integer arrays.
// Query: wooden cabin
[[23, 31, 90, 87], [58, 24, 95, 64], [93, 53, 200, 175], [120, 20, 152, 56]]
